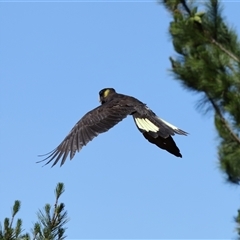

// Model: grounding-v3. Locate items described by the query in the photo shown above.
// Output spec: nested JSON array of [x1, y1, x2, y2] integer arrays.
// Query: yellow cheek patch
[[103, 89, 110, 97], [135, 118, 159, 132]]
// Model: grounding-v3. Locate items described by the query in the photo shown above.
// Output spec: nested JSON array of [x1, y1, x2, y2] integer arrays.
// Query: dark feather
[[38, 102, 134, 167], [143, 132, 182, 158]]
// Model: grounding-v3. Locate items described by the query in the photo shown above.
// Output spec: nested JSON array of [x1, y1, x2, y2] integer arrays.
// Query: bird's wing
[[38, 103, 132, 167]]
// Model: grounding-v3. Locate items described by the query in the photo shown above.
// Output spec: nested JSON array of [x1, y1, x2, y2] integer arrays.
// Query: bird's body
[[39, 88, 188, 167]]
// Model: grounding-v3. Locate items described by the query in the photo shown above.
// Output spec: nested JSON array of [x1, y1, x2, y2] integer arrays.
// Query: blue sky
[[1, 1, 240, 239]]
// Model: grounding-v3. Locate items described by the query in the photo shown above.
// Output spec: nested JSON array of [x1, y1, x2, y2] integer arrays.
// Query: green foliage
[[0, 201, 30, 240], [0, 183, 68, 240], [162, 0, 240, 236], [162, 0, 240, 182], [235, 210, 240, 237]]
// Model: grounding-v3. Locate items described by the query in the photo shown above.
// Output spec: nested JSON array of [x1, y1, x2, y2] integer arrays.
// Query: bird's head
[[99, 88, 116, 104]]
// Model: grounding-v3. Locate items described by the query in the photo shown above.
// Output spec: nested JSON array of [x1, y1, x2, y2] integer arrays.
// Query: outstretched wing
[[38, 103, 132, 167], [132, 110, 188, 157]]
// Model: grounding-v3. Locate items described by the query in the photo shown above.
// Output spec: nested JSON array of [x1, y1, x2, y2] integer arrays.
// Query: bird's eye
[[99, 90, 104, 96]]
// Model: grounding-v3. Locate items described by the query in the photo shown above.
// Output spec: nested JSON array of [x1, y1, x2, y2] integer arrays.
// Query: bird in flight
[[38, 88, 188, 167]]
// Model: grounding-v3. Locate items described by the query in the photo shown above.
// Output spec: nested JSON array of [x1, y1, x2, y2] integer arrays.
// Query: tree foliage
[[162, 0, 240, 235], [162, 0, 240, 182], [0, 183, 68, 240]]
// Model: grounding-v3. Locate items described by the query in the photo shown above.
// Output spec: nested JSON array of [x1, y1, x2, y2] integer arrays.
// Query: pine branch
[[1, 183, 69, 240], [178, 0, 240, 63], [180, 0, 191, 15], [210, 38, 240, 63], [207, 94, 240, 144], [33, 182, 69, 240]]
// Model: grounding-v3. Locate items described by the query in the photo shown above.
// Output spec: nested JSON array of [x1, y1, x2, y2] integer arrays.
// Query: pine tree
[[161, 0, 240, 236], [0, 183, 68, 240]]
